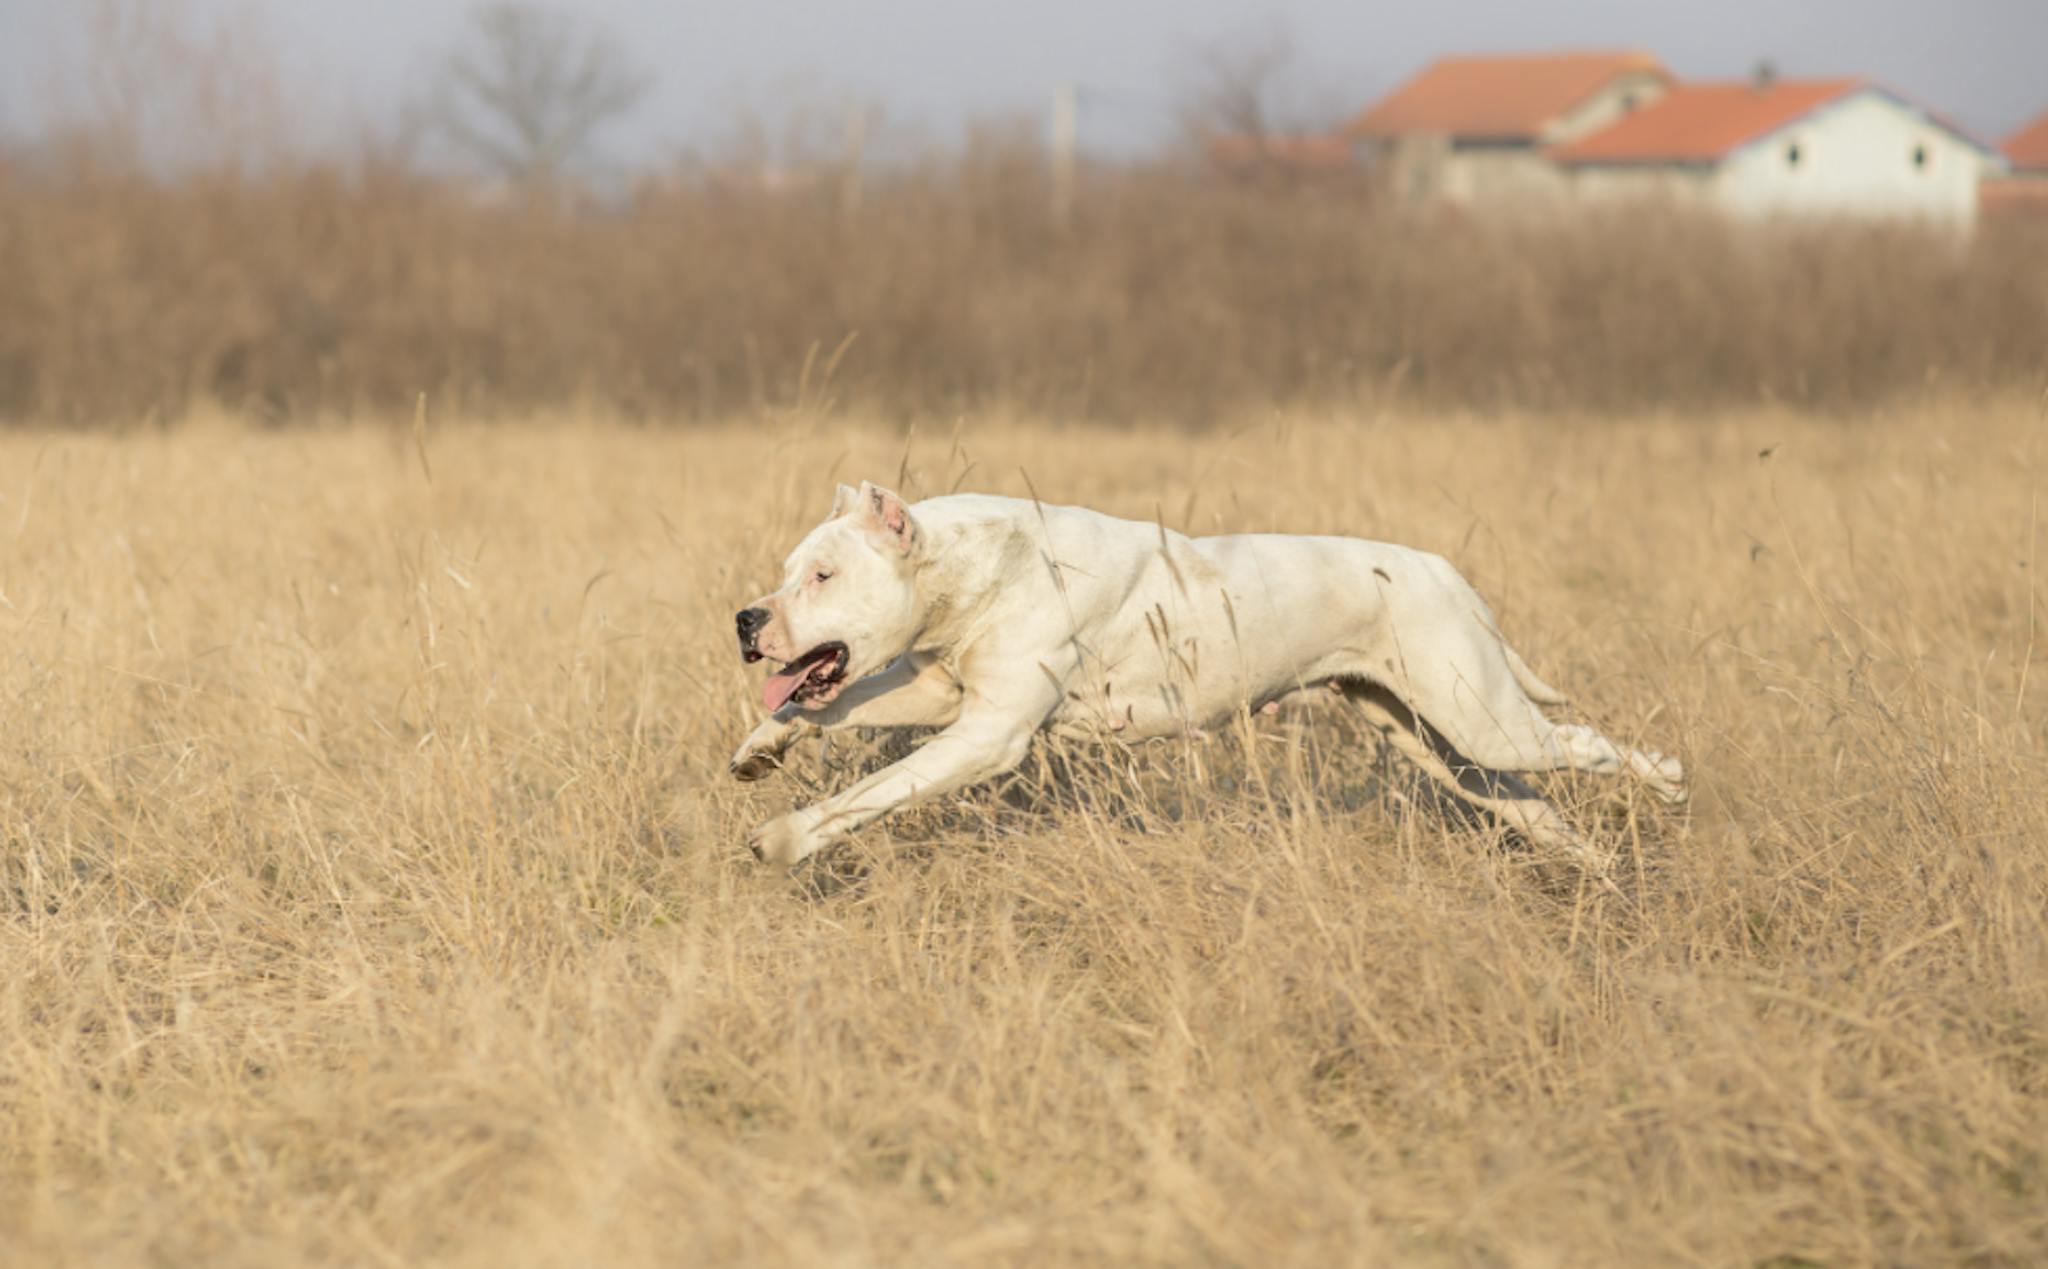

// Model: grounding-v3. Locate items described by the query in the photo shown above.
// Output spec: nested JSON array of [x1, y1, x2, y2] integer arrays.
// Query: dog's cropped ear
[[855, 481, 918, 555], [829, 483, 860, 519]]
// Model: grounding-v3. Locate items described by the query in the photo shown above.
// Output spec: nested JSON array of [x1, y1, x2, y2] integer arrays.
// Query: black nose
[[735, 607, 769, 662]]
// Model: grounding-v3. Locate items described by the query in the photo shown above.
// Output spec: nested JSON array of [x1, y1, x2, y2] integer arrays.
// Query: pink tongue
[[761, 661, 816, 712]]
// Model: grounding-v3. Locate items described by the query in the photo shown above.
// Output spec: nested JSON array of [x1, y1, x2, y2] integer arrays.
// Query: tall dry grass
[[3, 154, 2046, 425], [1, 399, 2044, 1265]]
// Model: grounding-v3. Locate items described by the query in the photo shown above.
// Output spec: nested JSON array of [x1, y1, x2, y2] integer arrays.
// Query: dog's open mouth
[[761, 641, 850, 712]]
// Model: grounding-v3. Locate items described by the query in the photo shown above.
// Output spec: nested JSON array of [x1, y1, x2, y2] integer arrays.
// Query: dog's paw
[[730, 717, 800, 783], [1645, 754, 1689, 806], [746, 807, 828, 866]]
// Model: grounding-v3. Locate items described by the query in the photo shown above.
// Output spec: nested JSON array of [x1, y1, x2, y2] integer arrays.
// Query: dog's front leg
[[729, 710, 807, 782], [747, 702, 1043, 865], [731, 654, 965, 781]]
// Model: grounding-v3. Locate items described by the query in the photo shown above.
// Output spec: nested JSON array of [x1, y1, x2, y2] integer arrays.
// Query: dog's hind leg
[[1439, 689, 1686, 808], [1342, 680, 1616, 885], [1542, 723, 1687, 805], [1369, 611, 1686, 807]]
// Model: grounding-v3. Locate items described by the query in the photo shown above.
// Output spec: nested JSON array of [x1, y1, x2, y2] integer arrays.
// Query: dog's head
[[734, 481, 924, 713]]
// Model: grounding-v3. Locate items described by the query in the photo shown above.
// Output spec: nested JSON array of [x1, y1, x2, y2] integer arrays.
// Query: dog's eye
[[813, 569, 833, 584]]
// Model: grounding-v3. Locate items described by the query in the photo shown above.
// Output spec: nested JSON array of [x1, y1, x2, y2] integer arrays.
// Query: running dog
[[730, 482, 1684, 876]]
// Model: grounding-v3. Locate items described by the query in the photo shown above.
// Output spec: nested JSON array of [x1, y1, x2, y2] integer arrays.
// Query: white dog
[[731, 482, 1684, 877]]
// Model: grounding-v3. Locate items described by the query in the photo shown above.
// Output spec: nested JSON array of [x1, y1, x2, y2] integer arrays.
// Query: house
[[1345, 50, 1674, 206], [1982, 110, 2048, 218], [2002, 111, 2048, 177], [1551, 77, 2003, 231]]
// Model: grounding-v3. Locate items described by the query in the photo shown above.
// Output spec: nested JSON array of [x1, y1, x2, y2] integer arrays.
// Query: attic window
[[1912, 144, 1929, 170], [1785, 142, 1802, 169]]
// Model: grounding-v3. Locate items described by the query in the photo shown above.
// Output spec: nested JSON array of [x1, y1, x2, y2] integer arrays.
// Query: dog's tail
[[1502, 641, 1569, 707], [1427, 555, 1573, 708], [1469, 600, 1570, 706]]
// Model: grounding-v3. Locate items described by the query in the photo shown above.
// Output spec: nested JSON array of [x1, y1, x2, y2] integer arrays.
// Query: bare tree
[[1172, 21, 1300, 147], [429, 4, 651, 189]]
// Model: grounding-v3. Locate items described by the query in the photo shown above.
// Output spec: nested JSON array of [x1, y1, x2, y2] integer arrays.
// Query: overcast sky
[[2, 0, 2043, 162]]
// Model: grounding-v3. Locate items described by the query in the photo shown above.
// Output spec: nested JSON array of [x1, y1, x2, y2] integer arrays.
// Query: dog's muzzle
[[735, 607, 769, 663]]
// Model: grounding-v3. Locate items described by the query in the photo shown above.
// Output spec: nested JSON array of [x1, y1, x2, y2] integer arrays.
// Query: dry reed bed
[[0, 402, 2045, 1265], [3, 158, 2047, 425]]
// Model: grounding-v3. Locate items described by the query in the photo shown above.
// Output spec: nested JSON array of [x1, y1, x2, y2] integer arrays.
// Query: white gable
[[1715, 90, 1990, 227]]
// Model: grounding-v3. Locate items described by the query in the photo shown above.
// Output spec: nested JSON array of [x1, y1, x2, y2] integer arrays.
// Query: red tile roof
[[2006, 111, 2048, 171], [1346, 51, 1670, 140], [1551, 79, 1863, 163]]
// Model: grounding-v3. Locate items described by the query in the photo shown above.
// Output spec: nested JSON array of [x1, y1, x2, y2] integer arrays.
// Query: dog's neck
[[906, 508, 1034, 658]]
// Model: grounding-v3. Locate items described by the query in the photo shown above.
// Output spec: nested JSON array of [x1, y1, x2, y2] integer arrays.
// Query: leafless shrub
[[1, 153, 2043, 425]]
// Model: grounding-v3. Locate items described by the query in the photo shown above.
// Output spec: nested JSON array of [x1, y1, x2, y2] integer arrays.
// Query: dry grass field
[[2, 399, 2045, 1266]]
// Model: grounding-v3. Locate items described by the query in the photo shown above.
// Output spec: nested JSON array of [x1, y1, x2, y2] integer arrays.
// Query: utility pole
[[1050, 83, 1077, 229], [841, 98, 868, 218]]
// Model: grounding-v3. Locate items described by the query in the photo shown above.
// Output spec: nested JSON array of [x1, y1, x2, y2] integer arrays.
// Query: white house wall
[[1713, 91, 1982, 229], [1440, 148, 1573, 207], [1379, 137, 1574, 211], [1565, 164, 1715, 208]]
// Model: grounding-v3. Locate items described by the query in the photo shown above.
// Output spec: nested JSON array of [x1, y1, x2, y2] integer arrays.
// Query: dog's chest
[[1040, 633, 1255, 741]]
